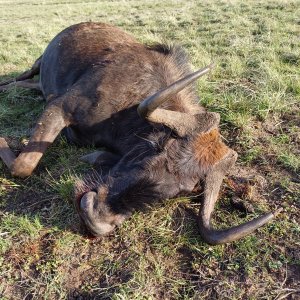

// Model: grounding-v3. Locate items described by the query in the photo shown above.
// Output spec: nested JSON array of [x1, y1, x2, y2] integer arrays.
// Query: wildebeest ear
[[145, 108, 197, 136], [146, 110, 220, 137]]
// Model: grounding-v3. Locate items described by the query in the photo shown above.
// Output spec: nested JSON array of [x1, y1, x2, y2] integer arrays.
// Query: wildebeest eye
[[149, 140, 165, 154], [150, 133, 172, 152], [149, 140, 158, 149]]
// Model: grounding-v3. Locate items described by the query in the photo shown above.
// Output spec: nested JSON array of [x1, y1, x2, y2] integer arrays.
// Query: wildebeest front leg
[[0, 138, 16, 169], [0, 102, 68, 177], [80, 151, 121, 173]]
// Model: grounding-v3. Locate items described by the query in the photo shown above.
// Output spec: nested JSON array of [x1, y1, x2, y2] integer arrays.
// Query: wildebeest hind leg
[[0, 99, 69, 177], [0, 79, 41, 92], [0, 56, 41, 89]]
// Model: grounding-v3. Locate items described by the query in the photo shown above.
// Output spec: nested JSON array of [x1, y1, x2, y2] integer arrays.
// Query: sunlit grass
[[0, 0, 299, 299]]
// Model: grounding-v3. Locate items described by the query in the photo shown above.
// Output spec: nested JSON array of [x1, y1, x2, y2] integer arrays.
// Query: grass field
[[0, 0, 299, 299]]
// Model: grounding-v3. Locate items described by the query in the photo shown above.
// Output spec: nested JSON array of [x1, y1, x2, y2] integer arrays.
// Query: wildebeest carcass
[[0, 22, 281, 244]]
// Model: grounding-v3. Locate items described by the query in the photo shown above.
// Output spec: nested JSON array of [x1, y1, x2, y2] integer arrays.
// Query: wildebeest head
[[75, 65, 280, 244]]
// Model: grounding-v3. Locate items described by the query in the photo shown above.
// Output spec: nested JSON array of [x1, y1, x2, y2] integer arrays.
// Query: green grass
[[0, 0, 300, 299]]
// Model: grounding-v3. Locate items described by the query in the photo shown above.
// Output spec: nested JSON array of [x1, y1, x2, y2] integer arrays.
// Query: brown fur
[[193, 128, 229, 168]]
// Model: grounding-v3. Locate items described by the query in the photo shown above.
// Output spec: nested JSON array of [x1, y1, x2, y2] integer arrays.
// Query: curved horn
[[198, 150, 283, 245], [137, 63, 214, 118]]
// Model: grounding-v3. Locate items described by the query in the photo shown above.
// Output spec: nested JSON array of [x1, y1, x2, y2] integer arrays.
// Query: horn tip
[[208, 62, 215, 69], [272, 207, 283, 217]]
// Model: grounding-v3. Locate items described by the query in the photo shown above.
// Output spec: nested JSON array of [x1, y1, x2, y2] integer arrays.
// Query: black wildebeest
[[0, 22, 281, 244]]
